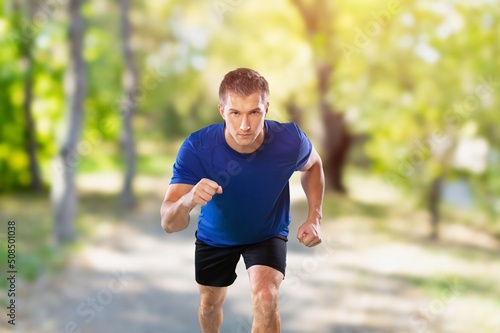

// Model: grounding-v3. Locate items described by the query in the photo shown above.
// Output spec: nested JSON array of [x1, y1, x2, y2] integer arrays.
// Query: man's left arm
[[297, 146, 325, 247]]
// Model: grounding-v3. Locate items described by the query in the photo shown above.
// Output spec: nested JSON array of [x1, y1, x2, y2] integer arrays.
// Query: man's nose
[[240, 116, 250, 131]]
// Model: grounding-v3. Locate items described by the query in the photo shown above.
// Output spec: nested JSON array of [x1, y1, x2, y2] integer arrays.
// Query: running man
[[160, 68, 325, 333]]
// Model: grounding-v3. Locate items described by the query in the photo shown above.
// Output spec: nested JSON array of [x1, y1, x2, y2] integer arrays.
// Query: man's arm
[[160, 179, 222, 233], [297, 147, 325, 247]]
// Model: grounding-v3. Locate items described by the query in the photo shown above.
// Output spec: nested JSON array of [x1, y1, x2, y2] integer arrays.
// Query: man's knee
[[251, 286, 279, 312], [199, 299, 224, 322], [199, 306, 221, 320], [199, 286, 227, 316]]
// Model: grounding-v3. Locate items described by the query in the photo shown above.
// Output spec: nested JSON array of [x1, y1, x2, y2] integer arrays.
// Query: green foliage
[[0, 0, 498, 227], [0, 19, 29, 191], [333, 1, 499, 218], [0, 6, 65, 192]]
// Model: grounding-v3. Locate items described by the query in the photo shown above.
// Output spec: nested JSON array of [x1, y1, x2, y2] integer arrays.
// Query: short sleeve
[[169, 138, 202, 185], [294, 124, 312, 171]]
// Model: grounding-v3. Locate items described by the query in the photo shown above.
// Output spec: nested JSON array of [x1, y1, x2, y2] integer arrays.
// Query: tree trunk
[[22, 45, 43, 191], [316, 64, 352, 193], [52, 0, 86, 242], [12, 0, 43, 191], [120, 0, 138, 207], [290, 0, 352, 193], [285, 99, 303, 127], [428, 175, 443, 240]]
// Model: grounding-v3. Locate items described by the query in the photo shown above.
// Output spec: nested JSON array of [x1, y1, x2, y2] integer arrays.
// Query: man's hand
[[160, 179, 221, 234], [297, 220, 322, 247], [186, 178, 223, 208], [297, 147, 324, 248]]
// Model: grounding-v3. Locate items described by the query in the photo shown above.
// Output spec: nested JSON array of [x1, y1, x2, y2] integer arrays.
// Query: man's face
[[218, 91, 269, 154]]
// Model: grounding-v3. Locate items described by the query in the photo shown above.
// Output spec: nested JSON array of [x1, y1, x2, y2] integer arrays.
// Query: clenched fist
[[186, 178, 223, 208]]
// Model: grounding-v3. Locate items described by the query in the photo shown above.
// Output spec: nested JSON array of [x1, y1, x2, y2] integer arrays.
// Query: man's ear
[[265, 102, 270, 116], [218, 104, 225, 120]]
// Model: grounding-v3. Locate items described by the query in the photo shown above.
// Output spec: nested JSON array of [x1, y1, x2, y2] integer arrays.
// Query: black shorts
[[195, 236, 288, 287]]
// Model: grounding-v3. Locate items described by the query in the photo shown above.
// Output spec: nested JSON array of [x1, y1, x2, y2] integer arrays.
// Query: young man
[[160, 68, 324, 333]]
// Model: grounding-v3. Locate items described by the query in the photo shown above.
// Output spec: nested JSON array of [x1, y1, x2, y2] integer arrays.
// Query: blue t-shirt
[[170, 120, 312, 247]]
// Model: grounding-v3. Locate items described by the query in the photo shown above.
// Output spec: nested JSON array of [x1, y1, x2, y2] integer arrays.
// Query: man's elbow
[[160, 201, 190, 234], [161, 221, 174, 233], [160, 210, 175, 234], [160, 213, 187, 234]]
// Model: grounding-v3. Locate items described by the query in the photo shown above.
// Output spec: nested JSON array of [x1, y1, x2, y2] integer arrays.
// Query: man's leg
[[198, 285, 228, 333], [247, 265, 283, 333]]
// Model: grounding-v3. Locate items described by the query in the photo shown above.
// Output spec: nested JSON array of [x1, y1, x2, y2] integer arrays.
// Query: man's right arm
[[160, 179, 222, 233]]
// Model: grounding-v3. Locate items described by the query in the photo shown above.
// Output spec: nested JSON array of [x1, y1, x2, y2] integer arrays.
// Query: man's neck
[[224, 126, 266, 154]]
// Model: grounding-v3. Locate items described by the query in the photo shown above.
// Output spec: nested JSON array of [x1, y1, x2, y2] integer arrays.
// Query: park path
[[9, 174, 498, 333]]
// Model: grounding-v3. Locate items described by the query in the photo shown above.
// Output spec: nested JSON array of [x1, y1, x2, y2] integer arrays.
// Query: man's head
[[218, 68, 270, 154], [218, 68, 269, 107]]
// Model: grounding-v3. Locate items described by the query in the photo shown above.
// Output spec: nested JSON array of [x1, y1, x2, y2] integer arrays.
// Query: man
[[160, 68, 324, 333]]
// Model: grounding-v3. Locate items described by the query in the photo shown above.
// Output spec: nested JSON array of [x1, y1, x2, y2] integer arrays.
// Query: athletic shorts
[[195, 235, 288, 287]]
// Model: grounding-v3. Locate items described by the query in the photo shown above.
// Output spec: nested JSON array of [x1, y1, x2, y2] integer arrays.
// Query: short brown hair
[[218, 68, 269, 106]]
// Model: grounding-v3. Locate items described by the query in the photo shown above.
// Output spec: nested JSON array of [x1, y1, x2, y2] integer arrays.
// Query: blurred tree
[[119, 0, 138, 207], [1, 0, 497, 238], [290, 0, 353, 194], [14, 0, 43, 191], [0, 0, 43, 192], [342, 0, 500, 237], [52, 0, 86, 242], [285, 98, 303, 127]]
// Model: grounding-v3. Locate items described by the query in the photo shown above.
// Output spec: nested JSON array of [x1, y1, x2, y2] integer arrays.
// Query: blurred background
[[0, 0, 499, 332]]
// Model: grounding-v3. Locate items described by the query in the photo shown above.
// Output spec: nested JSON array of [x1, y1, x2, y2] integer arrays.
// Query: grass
[[0, 193, 73, 307], [319, 169, 500, 331], [0, 144, 176, 297], [0, 194, 126, 309], [73, 139, 179, 175], [389, 273, 499, 299]]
